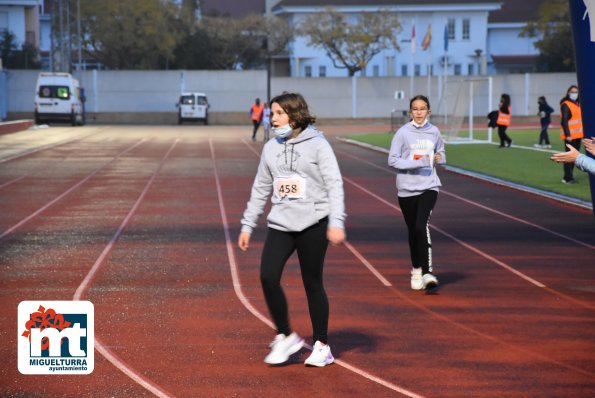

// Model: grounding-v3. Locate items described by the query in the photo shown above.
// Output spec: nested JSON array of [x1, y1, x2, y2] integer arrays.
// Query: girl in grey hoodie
[[388, 95, 445, 291], [238, 92, 346, 367]]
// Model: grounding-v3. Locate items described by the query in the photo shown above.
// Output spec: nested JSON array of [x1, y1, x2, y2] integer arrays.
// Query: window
[[386, 56, 395, 76], [454, 64, 461, 76], [319, 65, 326, 77], [468, 64, 474, 75], [373, 65, 380, 77], [448, 19, 455, 40], [427, 64, 433, 76], [414, 64, 421, 76], [462, 19, 470, 40], [180, 95, 195, 105], [39, 86, 70, 100], [401, 64, 408, 76], [305, 65, 312, 77]]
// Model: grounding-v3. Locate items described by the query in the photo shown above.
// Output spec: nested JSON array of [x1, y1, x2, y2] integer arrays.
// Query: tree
[[80, 0, 180, 69], [299, 8, 401, 76], [0, 30, 40, 69], [521, 0, 574, 72], [171, 14, 292, 70]]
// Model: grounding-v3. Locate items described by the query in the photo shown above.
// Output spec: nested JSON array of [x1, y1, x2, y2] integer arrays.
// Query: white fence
[[4, 69, 578, 121]]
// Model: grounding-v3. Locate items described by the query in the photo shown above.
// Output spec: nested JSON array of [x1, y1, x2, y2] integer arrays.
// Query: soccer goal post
[[438, 76, 493, 143]]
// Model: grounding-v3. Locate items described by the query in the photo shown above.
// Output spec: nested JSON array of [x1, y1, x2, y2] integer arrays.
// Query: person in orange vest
[[559, 85, 583, 184], [250, 98, 264, 141], [496, 93, 512, 148]]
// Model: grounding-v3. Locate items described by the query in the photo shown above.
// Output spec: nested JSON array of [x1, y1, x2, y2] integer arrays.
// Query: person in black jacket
[[534, 96, 554, 148]]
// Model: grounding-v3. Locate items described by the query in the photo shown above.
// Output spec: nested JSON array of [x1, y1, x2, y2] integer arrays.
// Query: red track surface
[[1, 126, 594, 397]]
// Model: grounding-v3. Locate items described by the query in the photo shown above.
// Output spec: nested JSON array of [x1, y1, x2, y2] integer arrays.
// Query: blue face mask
[[272, 124, 293, 138]]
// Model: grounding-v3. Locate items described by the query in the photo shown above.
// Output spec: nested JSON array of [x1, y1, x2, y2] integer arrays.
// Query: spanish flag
[[422, 25, 432, 51]]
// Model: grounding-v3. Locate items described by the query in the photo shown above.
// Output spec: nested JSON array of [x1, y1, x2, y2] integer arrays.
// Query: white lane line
[[216, 139, 424, 398], [335, 146, 594, 250], [74, 139, 179, 398], [344, 241, 392, 286], [0, 138, 147, 240], [0, 175, 26, 190], [344, 176, 547, 288], [0, 128, 108, 164]]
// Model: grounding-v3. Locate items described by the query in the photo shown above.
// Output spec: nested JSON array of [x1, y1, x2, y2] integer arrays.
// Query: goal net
[[437, 76, 493, 143]]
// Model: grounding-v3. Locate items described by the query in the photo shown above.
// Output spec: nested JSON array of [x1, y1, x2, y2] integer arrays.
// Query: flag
[[411, 22, 416, 54], [443, 23, 449, 52], [422, 25, 432, 51]]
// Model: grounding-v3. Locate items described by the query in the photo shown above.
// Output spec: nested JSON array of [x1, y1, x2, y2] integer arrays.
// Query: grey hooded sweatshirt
[[241, 126, 346, 233], [388, 120, 446, 197]]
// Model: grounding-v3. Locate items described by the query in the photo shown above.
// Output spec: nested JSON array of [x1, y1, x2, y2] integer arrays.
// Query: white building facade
[[271, 0, 544, 78]]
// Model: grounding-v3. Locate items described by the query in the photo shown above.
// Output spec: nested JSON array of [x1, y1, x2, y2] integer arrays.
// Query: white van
[[176, 92, 209, 125], [34, 72, 85, 126]]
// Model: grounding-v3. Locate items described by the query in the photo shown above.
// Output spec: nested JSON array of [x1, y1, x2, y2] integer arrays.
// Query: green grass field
[[345, 128, 592, 203]]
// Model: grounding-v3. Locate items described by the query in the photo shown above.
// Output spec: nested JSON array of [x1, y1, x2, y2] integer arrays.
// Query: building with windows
[[0, 0, 41, 53], [269, 0, 546, 77]]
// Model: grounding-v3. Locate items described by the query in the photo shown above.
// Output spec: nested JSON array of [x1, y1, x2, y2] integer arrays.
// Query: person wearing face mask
[[238, 92, 346, 367], [388, 95, 445, 291], [559, 85, 583, 184]]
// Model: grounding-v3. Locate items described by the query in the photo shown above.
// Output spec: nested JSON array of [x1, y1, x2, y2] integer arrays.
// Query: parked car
[[176, 92, 209, 125], [34, 72, 85, 126]]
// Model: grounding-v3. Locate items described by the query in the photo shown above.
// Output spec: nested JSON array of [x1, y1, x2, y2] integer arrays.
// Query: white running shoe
[[264, 332, 304, 365], [304, 341, 334, 367], [411, 268, 423, 290], [422, 273, 439, 289]]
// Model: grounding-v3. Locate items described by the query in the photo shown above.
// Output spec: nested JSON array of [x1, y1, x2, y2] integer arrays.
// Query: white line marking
[[74, 139, 179, 398], [344, 241, 392, 286], [216, 139, 424, 397], [335, 145, 594, 249], [1, 139, 146, 240], [344, 176, 547, 288], [0, 175, 26, 190]]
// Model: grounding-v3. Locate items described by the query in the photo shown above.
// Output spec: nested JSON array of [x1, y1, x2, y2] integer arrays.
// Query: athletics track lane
[[0, 126, 594, 397]]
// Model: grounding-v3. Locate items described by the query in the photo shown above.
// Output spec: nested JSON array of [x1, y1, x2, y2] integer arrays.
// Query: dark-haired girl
[[388, 95, 445, 290], [497, 93, 512, 148], [239, 92, 346, 367]]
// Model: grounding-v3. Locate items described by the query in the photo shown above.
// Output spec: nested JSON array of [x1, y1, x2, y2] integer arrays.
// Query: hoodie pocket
[[267, 200, 318, 232]]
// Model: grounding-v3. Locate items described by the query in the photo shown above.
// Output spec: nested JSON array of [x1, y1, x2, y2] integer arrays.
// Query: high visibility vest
[[251, 104, 264, 121], [497, 106, 511, 127], [559, 100, 583, 140]]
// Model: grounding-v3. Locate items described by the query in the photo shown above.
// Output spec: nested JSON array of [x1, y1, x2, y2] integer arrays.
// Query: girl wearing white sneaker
[[238, 92, 346, 366], [388, 95, 445, 290]]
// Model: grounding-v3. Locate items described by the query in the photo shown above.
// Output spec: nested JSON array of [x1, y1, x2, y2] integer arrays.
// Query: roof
[[488, 0, 547, 23], [275, 0, 500, 6], [201, 0, 264, 18]]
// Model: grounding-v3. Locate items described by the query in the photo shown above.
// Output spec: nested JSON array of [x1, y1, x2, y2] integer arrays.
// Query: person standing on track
[[250, 98, 264, 142], [496, 93, 513, 148], [238, 92, 346, 367], [388, 95, 445, 290], [559, 85, 583, 184]]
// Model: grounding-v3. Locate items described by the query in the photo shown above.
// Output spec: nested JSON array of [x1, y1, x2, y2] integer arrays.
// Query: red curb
[[0, 120, 33, 135]]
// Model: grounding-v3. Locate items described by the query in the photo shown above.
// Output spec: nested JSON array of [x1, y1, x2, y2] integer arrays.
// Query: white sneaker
[[533, 144, 542, 148], [264, 332, 304, 365], [422, 273, 439, 289], [411, 268, 423, 290], [304, 341, 334, 367]]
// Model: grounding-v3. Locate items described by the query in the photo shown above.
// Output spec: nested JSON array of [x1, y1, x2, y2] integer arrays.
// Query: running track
[[1, 125, 594, 398]]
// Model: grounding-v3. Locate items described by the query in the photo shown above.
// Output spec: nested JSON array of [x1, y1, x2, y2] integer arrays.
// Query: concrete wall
[[5, 69, 578, 124]]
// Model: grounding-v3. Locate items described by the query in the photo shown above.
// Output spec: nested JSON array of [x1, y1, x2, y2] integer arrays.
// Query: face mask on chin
[[569, 93, 579, 101], [273, 124, 293, 139]]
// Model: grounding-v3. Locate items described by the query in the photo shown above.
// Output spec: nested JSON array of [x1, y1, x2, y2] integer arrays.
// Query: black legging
[[563, 138, 582, 182], [260, 218, 329, 343], [539, 119, 550, 145], [497, 124, 512, 147], [398, 190, 438, 275]]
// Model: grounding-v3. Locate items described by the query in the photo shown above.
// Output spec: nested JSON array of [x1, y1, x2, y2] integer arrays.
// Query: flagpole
[[443, 23, 449, 125], [410, 19, 415, 98]]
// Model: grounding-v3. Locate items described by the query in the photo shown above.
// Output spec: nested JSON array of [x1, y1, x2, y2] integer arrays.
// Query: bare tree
[[299, 8, 401, 76]]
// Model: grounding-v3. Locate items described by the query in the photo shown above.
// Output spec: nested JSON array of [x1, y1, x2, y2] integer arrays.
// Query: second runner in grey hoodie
[[388, 120, 446, 197], [241, 126, 346, 233]]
